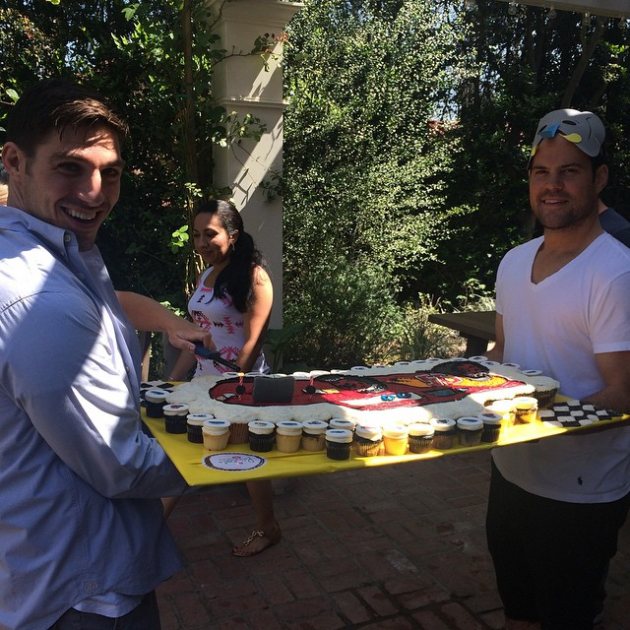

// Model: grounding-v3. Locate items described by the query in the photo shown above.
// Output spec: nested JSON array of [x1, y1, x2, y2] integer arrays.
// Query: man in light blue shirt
[[0, 79, 208, 629]]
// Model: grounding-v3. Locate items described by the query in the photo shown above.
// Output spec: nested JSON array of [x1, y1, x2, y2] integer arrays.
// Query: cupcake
[[431, 418, 457, 450], [325, 429, 353, 460], [275, 420, 302, 453], [479, 412, 502, 443], [145, 388, 169, 418], [187, 413, 213, 443], [528, 376, 560, 408], [522, 369, 543, 377], [513, 397, 538, 424], [228, 419, 250, 444], [301, 420, 328, 452], [202, 419, 231, 451], [485, 400, 516, 427], [457, 416, 483, 446], [407, 423, 435, 454], [329, 418, 356, 432], [382, 424, 409, 456], [248, 420, 275, 452], [163, 403, 189, 434], [353, 425, 383, 457]]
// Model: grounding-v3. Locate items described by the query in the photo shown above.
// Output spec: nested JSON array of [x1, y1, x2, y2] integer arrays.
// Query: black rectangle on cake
[[252, 376, 295, 403]]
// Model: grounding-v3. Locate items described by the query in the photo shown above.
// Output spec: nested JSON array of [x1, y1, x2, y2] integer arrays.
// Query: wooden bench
[[428, 310, 497, 357]]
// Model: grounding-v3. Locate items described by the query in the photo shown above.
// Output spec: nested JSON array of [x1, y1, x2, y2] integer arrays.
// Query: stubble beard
[[534, 198, 597, 232]]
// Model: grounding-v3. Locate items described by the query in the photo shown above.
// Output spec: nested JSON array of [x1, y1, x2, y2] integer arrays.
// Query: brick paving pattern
[[157, 451, 630, 629]]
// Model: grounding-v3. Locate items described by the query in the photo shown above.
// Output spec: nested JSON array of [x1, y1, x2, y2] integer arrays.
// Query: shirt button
[[64, 233, 72, 244]]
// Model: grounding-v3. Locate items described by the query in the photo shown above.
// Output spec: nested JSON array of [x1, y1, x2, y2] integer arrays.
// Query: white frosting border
[[166, 359, 559, 426]]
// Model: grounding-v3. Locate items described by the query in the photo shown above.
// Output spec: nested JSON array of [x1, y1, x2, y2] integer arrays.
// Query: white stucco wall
[[208, 0, 303, 329]]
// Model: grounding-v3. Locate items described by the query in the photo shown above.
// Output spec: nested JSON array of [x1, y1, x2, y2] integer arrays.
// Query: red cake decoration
[[209, 361, 526, 413]]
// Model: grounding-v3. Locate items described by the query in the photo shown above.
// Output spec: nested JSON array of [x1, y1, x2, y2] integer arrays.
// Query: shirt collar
[[0, 204, 82, 256]]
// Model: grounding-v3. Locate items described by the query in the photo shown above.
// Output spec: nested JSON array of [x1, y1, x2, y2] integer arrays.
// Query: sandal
[[232, 522, 281, 557]]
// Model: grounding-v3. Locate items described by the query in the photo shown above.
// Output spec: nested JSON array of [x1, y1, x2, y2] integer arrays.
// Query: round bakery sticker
[[202, 452, 267, 472]]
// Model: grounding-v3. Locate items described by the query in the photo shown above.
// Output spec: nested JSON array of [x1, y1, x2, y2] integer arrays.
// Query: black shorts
[[49, 592, 160, 630], [486, 459, 630, 630]]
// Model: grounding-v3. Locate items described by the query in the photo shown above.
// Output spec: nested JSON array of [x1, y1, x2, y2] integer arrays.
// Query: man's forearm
[[116, 291, 209, 353], [116, 291, 177, 332]]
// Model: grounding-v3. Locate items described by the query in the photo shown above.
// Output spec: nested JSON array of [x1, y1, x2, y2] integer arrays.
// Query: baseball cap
[[530, 108, 605, 161]]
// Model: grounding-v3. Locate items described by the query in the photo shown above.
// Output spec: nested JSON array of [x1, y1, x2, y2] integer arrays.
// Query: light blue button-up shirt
[[0, 207, 188, 629]]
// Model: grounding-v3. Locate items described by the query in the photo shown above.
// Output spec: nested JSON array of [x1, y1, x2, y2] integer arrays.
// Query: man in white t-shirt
[[486, 109, 630, 630]]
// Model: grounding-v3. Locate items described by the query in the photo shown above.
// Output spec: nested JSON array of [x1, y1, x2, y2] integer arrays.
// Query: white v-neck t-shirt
[[492, 233, 630, 502]]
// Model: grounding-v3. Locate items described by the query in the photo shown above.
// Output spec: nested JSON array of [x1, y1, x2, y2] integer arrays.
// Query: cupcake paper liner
[[354, 439, 382, 457], [228, 422, 250, 444]]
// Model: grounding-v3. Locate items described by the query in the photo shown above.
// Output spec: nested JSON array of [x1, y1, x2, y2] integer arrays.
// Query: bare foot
[[232, 522, 281, 557]]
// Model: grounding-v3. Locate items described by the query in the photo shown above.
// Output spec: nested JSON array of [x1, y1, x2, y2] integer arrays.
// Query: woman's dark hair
[[194, 199, 267, 313]]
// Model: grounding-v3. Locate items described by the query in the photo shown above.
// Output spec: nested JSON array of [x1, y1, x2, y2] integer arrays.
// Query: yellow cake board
[[143, 395, 628, 487]]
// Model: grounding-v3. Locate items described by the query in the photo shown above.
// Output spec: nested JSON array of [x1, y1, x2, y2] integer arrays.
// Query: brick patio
[[157, 451, 630, 629]]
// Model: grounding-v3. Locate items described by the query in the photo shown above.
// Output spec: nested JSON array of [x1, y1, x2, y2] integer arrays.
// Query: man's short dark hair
[[5, 78, 129, 156], [590, 149, 608, 172]]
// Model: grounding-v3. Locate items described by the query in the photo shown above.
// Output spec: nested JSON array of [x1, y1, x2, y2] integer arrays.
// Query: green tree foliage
[[0, 7, 63, 101], [434, 2, 630, 295], [283, 0, 467, 367], [0, 0, 266, 306], [282, 0, 630, 367]]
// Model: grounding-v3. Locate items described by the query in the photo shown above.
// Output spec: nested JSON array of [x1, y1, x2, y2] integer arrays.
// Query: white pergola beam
[[493, 0, 630, 18]]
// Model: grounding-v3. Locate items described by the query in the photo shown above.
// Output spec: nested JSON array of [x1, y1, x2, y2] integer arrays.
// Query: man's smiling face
[[528, 135, 607, 232], [3, 125, 123, 250]]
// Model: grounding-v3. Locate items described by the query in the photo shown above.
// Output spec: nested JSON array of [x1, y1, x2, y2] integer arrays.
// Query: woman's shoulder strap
[[196, 266, 213, 287]]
